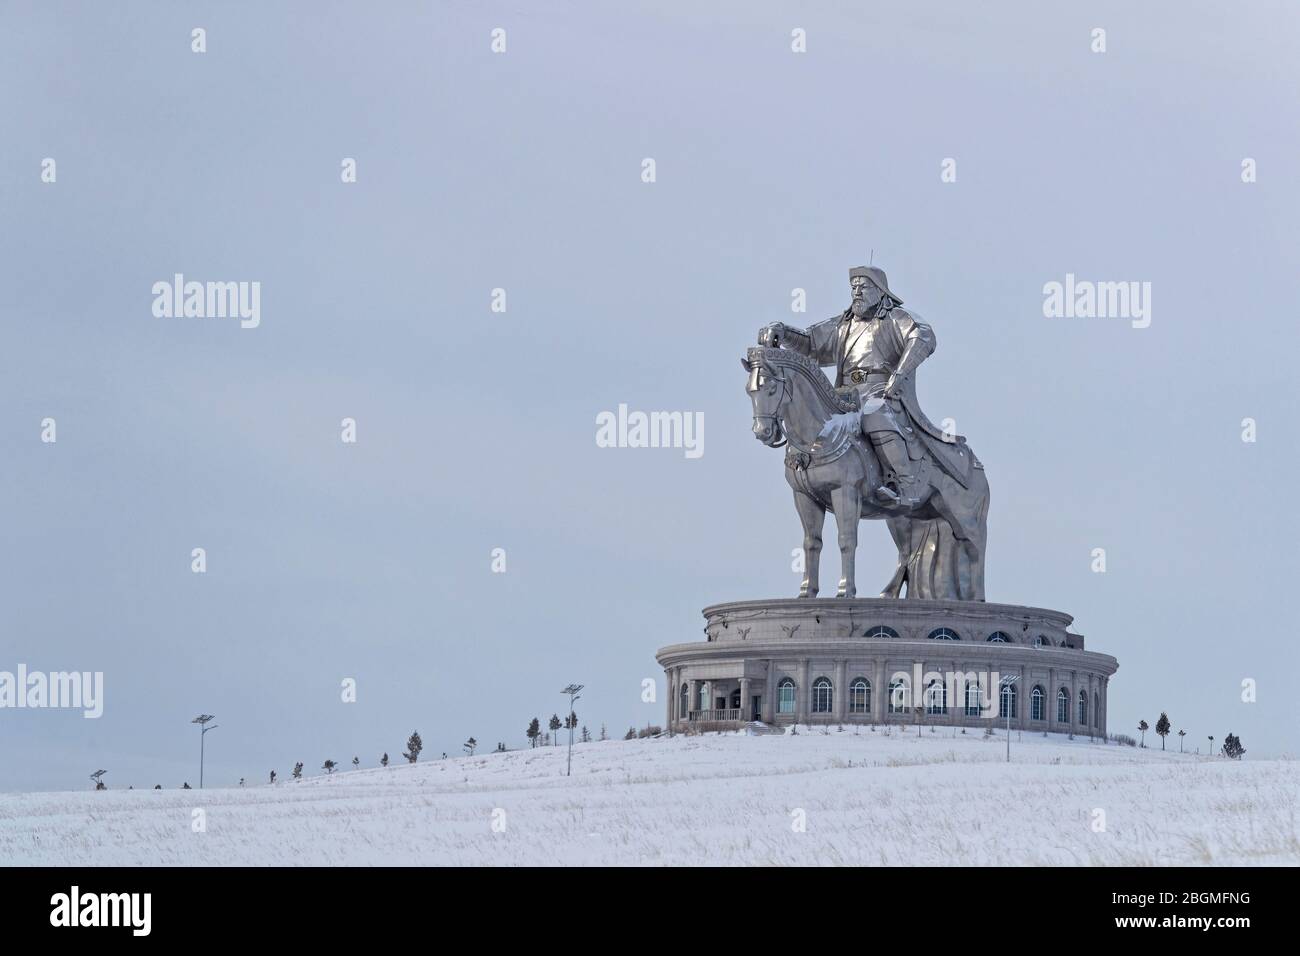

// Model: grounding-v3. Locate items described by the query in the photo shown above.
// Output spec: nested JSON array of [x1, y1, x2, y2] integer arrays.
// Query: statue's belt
[[847, 367, 890, 384]]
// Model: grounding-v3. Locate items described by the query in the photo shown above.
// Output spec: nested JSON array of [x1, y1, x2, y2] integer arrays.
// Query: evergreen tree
[[581, 725, 591, 743], [292, 761, 304, 780], [526, 717, 541, 748], [599, 723, 607, 741], [463, 737, 477, 756], [1222, 733, 1246, 760], [548, 714, 562, 746], [1155, 712, 1171, 750], [352, 756, 360, 770], [1177, 729, 1186, 753], [269, 770, 277, 784], [624, 726, 636, 740], [323, 759, 337, 774], [404, 731, 423, 763], [381, 752, 389, 767], [1138, 719, 1149, 747]]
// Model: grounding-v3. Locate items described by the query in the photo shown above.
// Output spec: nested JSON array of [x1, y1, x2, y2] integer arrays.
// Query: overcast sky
[[2, 0, 1297, 791]]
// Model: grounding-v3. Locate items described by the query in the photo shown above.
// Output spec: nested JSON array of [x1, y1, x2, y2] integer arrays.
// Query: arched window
[[928, 627, 961, 641], [1000, 681, 1018, 719], [679, 683, 689, 718], [1077, 689, 1088, 726], [864, 625, 899, 640], [888, 677, 910, 714], [1056, 687, 1069, 723], [811, 677, 833, 714], [964, 678, 983, 717], [1034, 635, 1050, 648], [1030, 685, 1045, 721], [849, 678, 871, 714], [925, 679, 948, 715], [986, 631, 1011, 643], [730, 688, 742, 711], [777, 678, 796, 715]]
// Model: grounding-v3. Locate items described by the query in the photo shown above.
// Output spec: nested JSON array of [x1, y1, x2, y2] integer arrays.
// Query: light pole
[[561, 684, 583, 777], [192, 714, 217, 788], [999, 675, 1020, 763]]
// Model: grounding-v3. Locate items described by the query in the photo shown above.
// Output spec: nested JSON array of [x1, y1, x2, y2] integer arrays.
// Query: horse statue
[[743, 345, 989, 601]]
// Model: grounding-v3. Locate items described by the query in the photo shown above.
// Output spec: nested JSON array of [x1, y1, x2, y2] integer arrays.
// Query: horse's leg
[[831, 484, 861, 598], [880, 516, 909, 598], [792, 491, 825, 599]]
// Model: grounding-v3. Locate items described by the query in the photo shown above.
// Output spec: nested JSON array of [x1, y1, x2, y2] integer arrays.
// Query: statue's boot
[[871, 433, 922, 506]]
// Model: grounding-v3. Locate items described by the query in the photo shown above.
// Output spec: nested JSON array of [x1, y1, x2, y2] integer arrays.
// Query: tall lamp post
[[561, 684, 583, 777], [998, 676, 1020, 763], [192, 714, 217, 788]]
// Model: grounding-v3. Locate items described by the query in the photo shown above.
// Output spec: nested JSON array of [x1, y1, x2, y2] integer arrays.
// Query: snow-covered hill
[[2, 728, 1295, 866]]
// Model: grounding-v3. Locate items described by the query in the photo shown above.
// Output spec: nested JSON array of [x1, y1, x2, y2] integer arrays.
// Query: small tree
[[495, 741, 506, 752], [581, 725, 591, 743], [323, 759, 337, 774], [1207, 735, 1214, 754], [1222, 733, 1246, 760], [381, 752, 389, 767], [269, 770, 277, 784], [599, 723, 607, 741], [463, 737, 477, 756], [352, 756, 360, 770], [1155, 712, 1171, 750], [183, 782, 192, 789], [624, 726, 636, 740], [526, 717, 541, 749], [1138, 719, 1149, 747], [239, 777, 245, 787], [404, 731, 423, 764], [549, 714, 562, 746], [292, 761, 303, 780], [1177, 729, 1186, 753]]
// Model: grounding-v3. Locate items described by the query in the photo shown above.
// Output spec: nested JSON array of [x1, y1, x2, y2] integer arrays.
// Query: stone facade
[[655, 598, 1118, 735]]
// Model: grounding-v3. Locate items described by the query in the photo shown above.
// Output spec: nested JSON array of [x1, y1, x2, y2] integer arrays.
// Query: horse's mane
[[750, 346, 855, 413]]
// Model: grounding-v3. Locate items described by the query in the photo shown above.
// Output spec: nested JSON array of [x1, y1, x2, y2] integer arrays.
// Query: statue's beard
[[851, 298, 873, 318]]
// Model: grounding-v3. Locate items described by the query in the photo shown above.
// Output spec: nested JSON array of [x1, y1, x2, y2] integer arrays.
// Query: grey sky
[[2, 0, 1297, 791]]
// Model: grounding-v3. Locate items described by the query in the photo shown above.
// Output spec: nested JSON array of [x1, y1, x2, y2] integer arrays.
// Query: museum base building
[[656, 598, 1118, 735]]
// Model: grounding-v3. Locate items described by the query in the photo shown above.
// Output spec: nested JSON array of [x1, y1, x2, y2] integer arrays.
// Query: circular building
[[655, 598, 1117, 736]]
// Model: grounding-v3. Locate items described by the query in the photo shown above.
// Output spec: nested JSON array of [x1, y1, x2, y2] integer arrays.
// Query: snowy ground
[[2, 728, 1296, 866]]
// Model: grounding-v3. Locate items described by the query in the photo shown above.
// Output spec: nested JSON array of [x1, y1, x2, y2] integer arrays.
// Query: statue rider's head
[[849, 265, 901, 318]]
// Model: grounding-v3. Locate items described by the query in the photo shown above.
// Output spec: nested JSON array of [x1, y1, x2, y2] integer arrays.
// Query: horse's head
[[742, 347, 787, 447]]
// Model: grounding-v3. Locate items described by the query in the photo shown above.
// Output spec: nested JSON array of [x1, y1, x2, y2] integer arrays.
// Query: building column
[[666, 668, 674, 730], [687, 679, 697, 719], [739, 677, 751, 721], [873, 659, 885, 723], [1100, 677, 1108, 738], [834, 660, 847, 721], [1047, 667, 1057, 733], [796, 660, 810, 725], [1070, 670, 1079, 735], [763, 661, 775, 722], [1018, 664, 1029, 731]]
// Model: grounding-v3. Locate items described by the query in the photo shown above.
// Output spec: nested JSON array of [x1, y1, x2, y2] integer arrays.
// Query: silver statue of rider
[[759, 265, 958, 506]]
